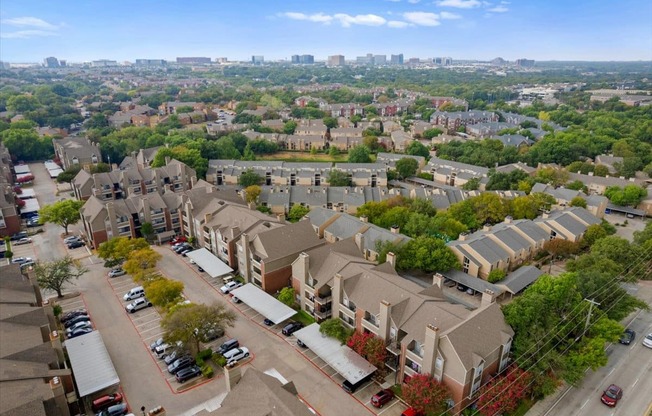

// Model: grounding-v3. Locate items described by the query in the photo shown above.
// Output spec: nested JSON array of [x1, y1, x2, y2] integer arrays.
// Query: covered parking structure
[[64, 331, 119, 398], [294, 323, 376, 384], [230, 284, 296, 325], [440, 269, 505, 297], [186, 248, 233, 278], [605, 203, 646, 219]]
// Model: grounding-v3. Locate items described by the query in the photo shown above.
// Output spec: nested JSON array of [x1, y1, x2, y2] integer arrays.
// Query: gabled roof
[[253, 220, 323, 261], [498, 266, 544, 294]]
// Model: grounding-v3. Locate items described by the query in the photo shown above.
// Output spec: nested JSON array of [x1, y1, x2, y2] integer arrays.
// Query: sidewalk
[[525, 384, 571, 416]]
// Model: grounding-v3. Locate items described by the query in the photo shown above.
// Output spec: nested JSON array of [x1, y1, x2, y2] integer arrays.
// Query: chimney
[[588, 171, 594, 176], [190, 176, 197, 187], [422, 324, 440, 375], [224, 365, 243, 392], [354, 232, 366, 255], [481, 289, 496, 307], [458, 232, 468, 241], [204, 212, 212, 224], [390, 224, 400, 234], [432, 273, 444, 289], [542, 210, 550, 219], [165, 156, 171, 165], [49, 377, 70, 416], [504, 216, 513, 224], [482, 223, 491, 232], [379, 300, 391, 341], [298, 252, 310, 285], [332, 273, 344, 318], [276, 213, 285, 223], [360, 215, 368, 223], [386, 252, 396, 267]]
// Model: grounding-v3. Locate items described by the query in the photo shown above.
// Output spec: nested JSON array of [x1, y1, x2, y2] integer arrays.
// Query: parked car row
[[63, 235, 85, 249], [60, 308, 94, 339], [122, 286, 152, 313]]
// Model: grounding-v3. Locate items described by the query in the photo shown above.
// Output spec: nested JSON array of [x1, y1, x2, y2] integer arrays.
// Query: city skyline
[[1, 0, 651, 63]]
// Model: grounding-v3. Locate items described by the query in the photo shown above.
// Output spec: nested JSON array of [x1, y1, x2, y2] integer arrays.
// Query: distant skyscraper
[[291, 55, 300, 64], [356, 53, 375, 65], [300, 54, 314, 64], [176, 57, 211, 64], [252, 55, 264, 65], [44, 57, 60, 68], [434, 57, 452, 66], [516, 58, 535, 68], [373, 55, 387, 65], [328, 55, 345, 66], [135, 59, 166, 67], [390, 54, 404, 65], [215, 57, 228, 63], [91, 59, 118, 67], [59, 60, 67, 67]]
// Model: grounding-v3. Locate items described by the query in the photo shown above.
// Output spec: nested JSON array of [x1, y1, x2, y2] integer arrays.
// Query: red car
[[371, 388, 395, 408], [91, 392, 123, 412], [169, 236, 187, 245], [401, 408, 424, 416], [600, 384, 623, 407]]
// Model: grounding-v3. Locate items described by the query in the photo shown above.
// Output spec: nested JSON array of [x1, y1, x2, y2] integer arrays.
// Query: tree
[[347, 331, 373, 356], [397, 236, 460, 272], [56, 165, 82, 183], [476, 365, 532, 416], [605, 185, 647, 207], [348, 145, 371, 163], [7, 94, 41, 112], [288, 204, 310, 222], [593, 165, 609, 177], [278, 287, 296, 307], [569, 196, 587, 208], [123, 247, 162, 283], [406, 141, 430, 158], [462, 177, 481, 191], [98, 237, 150, 266], [90, 162, 111, 174], [327, 169, 350, 186], [319, 318, 351, 344], [34, 256, 88, 298], [328, 146, 340, 158], [543, 238, 580, 259], [1, 128, 53, 161], [488, 269, 506, 283], [145, 278, 184, 309], [283, 120, 297, 135], [141, 222, 154, 242], [162, 303, 236, 355], [238, 169, 263, 187], [422, 128, 443, 139], [590, 236, 641, 274], [581, 224, 608, 247], [395, 157, 419, 180], [402, 373, 451, 415], [244, 185, 262, 205], [39, 200, 85, 235], [323, 117, 338, 129]]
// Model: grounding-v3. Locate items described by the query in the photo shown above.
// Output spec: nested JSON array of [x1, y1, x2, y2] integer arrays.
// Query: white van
[[123, 286, 145, 301]]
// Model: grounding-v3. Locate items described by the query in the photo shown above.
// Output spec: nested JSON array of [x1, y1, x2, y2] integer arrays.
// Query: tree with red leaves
[[476, 365, 532, 416], [402, 373, 451, 414], [364, 335, 387, 369], [17, 174, 35, 183], [347, 331, 373, 355]]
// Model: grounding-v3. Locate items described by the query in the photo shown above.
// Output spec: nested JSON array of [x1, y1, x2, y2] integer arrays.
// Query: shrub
[[201, 365, 214, 378], [197, 348, 213, 360], [213, 354, 227, 367], [53, 304, 63, 317]]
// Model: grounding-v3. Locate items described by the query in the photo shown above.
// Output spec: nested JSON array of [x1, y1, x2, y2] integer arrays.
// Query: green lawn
[[292, 310, 316, 326]]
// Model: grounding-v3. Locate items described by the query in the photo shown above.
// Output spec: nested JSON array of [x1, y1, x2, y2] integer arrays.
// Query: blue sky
[[1, 0, 651, 63]]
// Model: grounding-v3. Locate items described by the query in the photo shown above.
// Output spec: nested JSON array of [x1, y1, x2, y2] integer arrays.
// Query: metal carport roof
[[440, 269, 505, 296], [230, 284, 296, 324], [294, 323, 376, 384], [186, 248, 233, 278], [64, 331, 119, 397]]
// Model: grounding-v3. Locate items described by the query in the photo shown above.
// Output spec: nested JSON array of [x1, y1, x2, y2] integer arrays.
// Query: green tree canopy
[[397, 236, 460, 272], [287, 204, 310, 222], [238, 169, 263, 187], [162, 303, 236, 355], [405, 140, 430, 158], [395, 157, 419, 180], [35, 256, 88, 298], [347, 145, 371, 163], [327, 169, 351, 186], [39, 199, 85, 235]]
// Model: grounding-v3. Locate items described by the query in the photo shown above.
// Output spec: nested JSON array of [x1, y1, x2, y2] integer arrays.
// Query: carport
[[497, 266, 544, 297], [294, 323, 376, 384], [64, 331, 120, 397], [230, 284, 296, 324], [20, 198, 40, 216], [605, 203, 646, 218], [185, 248, 233, 278], [440, 269, 504, 297]]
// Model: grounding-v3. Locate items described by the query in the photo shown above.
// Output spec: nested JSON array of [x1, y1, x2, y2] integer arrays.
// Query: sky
[[1, 0, 651, 63]]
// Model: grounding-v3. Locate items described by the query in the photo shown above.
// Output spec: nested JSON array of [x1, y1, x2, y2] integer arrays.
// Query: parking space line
[[133, 315, 160, 326], [142, 332, 164, 342], [139, 325, 164, 334]]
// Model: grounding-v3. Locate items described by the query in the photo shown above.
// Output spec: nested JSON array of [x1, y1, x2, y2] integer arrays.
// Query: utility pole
[[579, 298, 600, 340]]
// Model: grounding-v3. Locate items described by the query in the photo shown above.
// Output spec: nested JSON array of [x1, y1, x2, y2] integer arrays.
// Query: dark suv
[[282, 321, 303, 336], [215, 339, 239, 355], [167, 356, 195, 374]]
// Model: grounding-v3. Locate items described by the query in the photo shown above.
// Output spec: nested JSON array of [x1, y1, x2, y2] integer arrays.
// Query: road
[[543, 280, 652, 416]]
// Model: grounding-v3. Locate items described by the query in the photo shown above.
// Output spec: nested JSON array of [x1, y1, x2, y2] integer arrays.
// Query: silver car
[[125, 298, 153, 313]]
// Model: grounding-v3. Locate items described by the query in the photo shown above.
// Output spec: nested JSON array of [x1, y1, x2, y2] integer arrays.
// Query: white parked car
[[224, 347, 249, 367], [65, 321, 92, 334], [220, 281, 243, 294], [14, 237, 32, 245], [643, 333, 652, 349], [11, 257, 33, 265], [125, 298, 153, 313], [108, 268, 126, 278], [63, 235, 82, 244]]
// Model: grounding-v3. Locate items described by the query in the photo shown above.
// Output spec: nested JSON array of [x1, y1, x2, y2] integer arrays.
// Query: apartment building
[[333, 163, 388, 187], [531, 183, 608, 218], [0, 145, 20, 237], [79, 192, 182, 248], [52, 137, 101, 170], [292, 249, 513, 413], [427, 157, 490, 190], [258, 185, 384, 215], [1, 264, 73, 416], [236, 220, 324, 294], [72, 158, 196, 201], [430, 111, 499, 132], [447, 208, 600, 279]]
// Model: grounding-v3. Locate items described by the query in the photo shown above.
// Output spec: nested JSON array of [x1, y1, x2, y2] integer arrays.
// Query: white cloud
[[281, 12, 334, 23], [439, 11, 462, 19], [1, 16, 58, 29], [408, 0, 422, 3], [333, 13, 387, 27], [487, 5, 509, 12], [403, 11, 441, 26], [388, 20, 411, 28], [436, 0, 481, 8], [0, 29, 59, 39]]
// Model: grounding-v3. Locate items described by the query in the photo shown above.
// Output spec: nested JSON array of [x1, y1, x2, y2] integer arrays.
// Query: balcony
[[406, 346, 424, 362], [314, 294, 332, 305], [403, 364, 420, 378], [361, 317, 379, 334], [314, 309, 331, 319], [339, 303, 356, 319], [386, 342, 401, 356]]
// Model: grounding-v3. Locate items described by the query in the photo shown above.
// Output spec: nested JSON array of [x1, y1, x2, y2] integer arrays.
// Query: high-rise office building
[[135, 59, 166, 67], [43, 57, 60, 68], [373, 55, 387, 65], [252, 55, 264, 65], [356, 53, 374, 65], [516, 58, 535, 68], [300, 54, 314, 64], [434, 57, 452, 66], [176, 57, 211, 64], [390, 54, 404, 65], [328, 55, 345, 66], [291, 55, 300, 64]]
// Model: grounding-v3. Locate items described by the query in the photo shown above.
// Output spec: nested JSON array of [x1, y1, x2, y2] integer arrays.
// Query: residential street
[[541, 281, 652, 416]]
